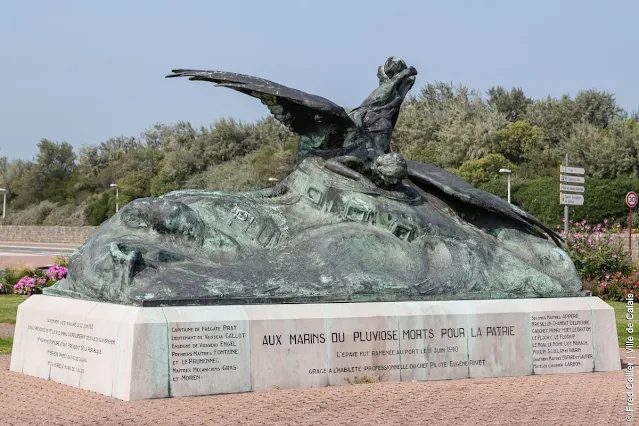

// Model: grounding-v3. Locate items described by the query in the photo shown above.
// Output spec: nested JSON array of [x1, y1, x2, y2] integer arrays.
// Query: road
[[0, 243, 76, 268], [0, 244, 75, 256]]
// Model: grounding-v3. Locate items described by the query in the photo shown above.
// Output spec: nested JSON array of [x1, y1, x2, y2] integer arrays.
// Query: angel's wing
[[406, 160, 563, 246], [166, 69, 358, 160]]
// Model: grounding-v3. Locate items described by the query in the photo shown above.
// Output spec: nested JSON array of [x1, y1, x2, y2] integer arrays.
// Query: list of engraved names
[[170, 323, 245, 383], [531, 312, 593, 370]]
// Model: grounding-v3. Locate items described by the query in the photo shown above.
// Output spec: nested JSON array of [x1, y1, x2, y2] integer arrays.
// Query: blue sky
[[0, 0, 637, 160]]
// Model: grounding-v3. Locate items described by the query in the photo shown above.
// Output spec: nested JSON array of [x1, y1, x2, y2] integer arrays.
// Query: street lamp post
[[499, 169, 512, 203], [0, 188, 6, 219], [110, 184, 119, 213]]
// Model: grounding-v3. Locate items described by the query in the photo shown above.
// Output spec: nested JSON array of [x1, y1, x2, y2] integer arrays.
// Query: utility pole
[[110, 183, 119, 213], [564, 155, 569, 234], [0, 188, 6, 220]]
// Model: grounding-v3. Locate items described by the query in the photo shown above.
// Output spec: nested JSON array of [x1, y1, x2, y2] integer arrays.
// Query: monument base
[[10, 295, 620, 401]]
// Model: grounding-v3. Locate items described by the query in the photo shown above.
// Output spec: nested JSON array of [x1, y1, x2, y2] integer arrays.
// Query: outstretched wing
[[406, 161, 563, 246], [166, 69, 357, 160]]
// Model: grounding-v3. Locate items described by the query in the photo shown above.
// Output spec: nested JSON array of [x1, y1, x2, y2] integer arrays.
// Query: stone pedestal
[[10, 295, 620, 401]]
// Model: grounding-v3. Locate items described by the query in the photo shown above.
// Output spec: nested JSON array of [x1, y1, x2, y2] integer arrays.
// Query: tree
[[487, 86, 532, 122], [456, 154, 514, 187], [572, 89, 623, 129], [3, 77, 637, 227], [492, 120, 544, 163], [564, 120, 639, 179], [393, 82, 506, 168], [35, 139, 77, 202], [523, 95, 576, 148]]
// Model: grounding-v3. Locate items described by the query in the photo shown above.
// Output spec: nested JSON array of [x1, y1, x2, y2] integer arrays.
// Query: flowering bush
[[46, 265, 68, 281], [14, 275, 48, 296], [564, 219, 639, 300], [563, 219, 634, 299], [601, 271, 639, 301], [8, 263, 68, 296]]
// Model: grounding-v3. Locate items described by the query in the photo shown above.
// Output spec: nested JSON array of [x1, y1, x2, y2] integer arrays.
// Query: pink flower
[[605, 274, 610, 279], [612, 253, 618, 258], [46, 265, 67, 282], [604, 219, 608, 224], [601, 282, 608, 288]]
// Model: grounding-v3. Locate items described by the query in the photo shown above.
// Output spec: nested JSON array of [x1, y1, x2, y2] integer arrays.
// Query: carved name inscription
[[531, 312, 594, 372], [169, 323, 245, 385], [27, 317, 116, 374]]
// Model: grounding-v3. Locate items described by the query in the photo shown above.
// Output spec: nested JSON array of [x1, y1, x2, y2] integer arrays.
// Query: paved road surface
[[0, 243, 76, 268], [0, 244, 75, 256]]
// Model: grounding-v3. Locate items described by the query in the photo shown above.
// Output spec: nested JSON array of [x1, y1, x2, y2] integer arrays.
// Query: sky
[[0, 0, 637, 161]]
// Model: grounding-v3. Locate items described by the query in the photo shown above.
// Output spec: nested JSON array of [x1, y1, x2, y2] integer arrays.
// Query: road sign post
[[559, 155, 585, 234], [626, 192, 638, 253]]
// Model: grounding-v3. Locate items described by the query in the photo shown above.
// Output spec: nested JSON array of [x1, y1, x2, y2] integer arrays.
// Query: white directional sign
[[560, 184, 585, 193], [560, 165, 585, 175], [560, 193, 584, 206], [560, 174, 585, 184]]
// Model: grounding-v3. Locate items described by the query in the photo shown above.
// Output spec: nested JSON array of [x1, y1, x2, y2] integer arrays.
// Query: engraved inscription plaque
[[532, 311, 594, 374], [168, 319, 250, 397]]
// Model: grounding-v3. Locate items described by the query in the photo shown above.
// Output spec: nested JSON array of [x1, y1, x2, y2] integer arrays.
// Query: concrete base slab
[[9, 295, 620, 401]]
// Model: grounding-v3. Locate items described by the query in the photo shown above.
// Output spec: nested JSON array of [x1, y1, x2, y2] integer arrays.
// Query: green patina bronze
[[45, 57, 586, 306]]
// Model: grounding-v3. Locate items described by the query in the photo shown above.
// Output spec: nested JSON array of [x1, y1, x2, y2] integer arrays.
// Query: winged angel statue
[[46, 57, 584, 306]]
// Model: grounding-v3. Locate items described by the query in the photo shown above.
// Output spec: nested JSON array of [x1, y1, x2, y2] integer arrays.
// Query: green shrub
[[456, 154, 515, 187], [2, 265, 37, 288], [496, 175, 639, 228], [477, 179, 508, 201], [569, 178, 639, 227], [42, 203, 89, 226], [54, 255, 69, 267], [84, 192, 113, 226], [512, 176, 563, 226], [3, 200, 56, 225]]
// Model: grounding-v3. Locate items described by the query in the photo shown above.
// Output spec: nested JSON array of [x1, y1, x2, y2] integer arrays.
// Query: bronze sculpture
[[45, 57, 583, 306]]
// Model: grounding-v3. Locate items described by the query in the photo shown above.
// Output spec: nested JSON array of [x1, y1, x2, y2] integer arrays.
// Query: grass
[[0, 294, 26, 324], [607, 300, 631, 348], [0, 337, 12, 354]]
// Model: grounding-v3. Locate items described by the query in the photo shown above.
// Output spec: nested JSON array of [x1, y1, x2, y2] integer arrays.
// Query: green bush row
[[479, 175, 639, 227]]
